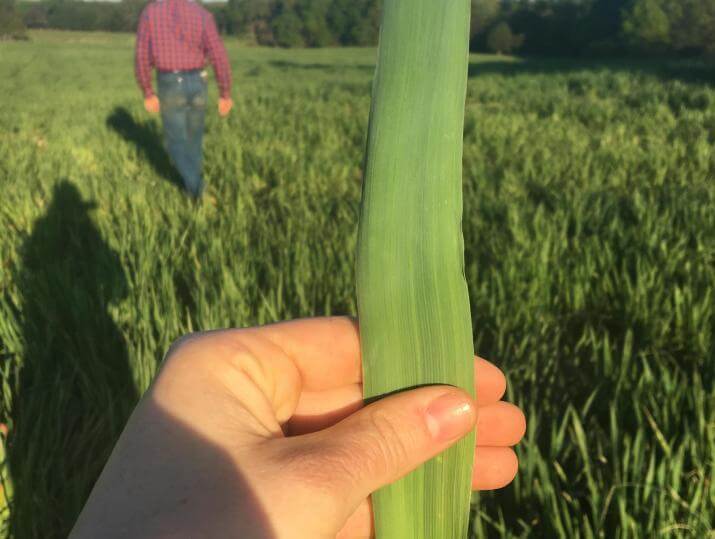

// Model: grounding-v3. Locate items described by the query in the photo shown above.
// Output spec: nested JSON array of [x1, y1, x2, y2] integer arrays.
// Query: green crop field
[[0, 30, 713, 538]]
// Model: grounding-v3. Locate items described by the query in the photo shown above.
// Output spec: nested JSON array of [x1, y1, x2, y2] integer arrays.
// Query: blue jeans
[[157, 70, 207, 198]]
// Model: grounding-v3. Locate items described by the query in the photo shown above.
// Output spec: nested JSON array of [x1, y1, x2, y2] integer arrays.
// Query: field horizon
[[0, 30, 713, 538]]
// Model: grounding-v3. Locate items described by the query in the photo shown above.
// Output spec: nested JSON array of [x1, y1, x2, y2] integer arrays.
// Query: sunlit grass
[[0, 31, 713, 538]]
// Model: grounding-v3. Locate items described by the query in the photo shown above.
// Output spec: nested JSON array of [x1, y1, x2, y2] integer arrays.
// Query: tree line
[[4, 0, 715, 56]]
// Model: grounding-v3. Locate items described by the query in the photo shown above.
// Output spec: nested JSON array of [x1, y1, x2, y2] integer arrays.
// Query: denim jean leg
[[159, 74, 202, 197], [186, 79, 207, 197]]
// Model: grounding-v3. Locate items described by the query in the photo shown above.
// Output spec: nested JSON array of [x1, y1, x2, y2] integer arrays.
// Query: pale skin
[[144, 95, 234, 117], [70, 317, 526, 538]]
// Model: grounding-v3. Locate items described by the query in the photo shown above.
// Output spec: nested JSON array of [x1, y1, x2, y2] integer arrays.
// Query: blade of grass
[[356, 0, 474, 537]]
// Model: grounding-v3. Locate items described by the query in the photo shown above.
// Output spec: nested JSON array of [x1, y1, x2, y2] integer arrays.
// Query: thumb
[[283, 386, 475, 517]]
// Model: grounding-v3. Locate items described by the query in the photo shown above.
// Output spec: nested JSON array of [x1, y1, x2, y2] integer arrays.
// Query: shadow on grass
[[263, 56, 714, 86], [7, 181, 138, 538], [468, 57, 715, 85], [269, 59, 374, 72], [106, 107, 184, 191]]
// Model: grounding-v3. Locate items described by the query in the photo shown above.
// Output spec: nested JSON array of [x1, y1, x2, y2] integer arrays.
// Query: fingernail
[[425, 392, 475, 441]]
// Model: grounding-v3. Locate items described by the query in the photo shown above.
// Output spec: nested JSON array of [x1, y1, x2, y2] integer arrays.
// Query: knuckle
[[277, 441, 354, 504], [162, 332, 204, 365], [161, 330, 235, 373], [360, 408, 412, 476]]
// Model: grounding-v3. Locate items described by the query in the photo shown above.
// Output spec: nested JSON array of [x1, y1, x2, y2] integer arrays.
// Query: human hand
[[218, 97, 233, 117], [70, 318, 525, 539], [144, 95, 160, 114]]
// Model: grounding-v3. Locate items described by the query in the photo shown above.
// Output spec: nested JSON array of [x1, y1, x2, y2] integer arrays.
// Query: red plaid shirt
[[135, 0, 232, 98]]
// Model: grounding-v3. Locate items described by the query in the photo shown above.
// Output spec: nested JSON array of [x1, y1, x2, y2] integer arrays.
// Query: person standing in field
[[135, 0, 233, 198]]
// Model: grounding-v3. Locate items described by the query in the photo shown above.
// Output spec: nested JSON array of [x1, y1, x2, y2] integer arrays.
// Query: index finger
[[258, 317, 506, 400]]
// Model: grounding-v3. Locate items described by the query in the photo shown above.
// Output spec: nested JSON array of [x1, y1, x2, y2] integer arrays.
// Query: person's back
[[135, 0, 233, 198]]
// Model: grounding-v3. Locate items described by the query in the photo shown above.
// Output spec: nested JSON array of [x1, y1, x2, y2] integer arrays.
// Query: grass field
[[0, 30, 714, 538]]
